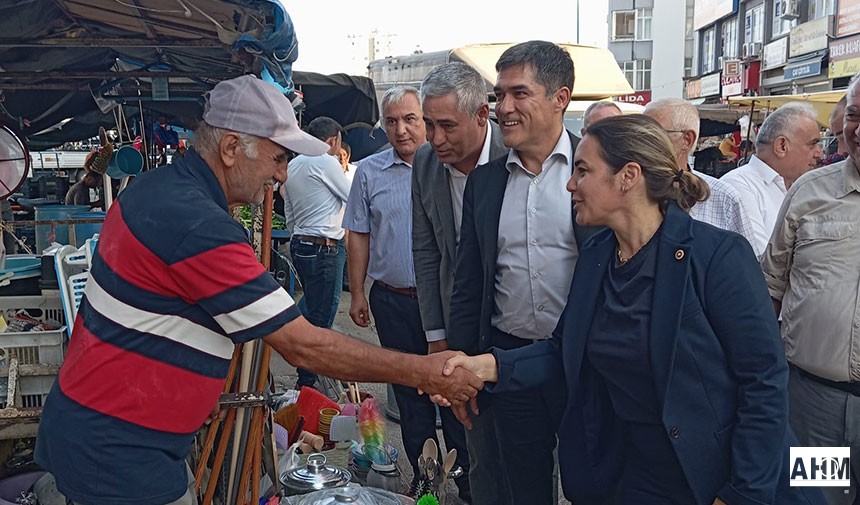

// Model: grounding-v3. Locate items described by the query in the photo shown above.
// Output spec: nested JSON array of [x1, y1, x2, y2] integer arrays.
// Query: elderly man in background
[[281, 116, 351, 390], [34, 76, 481, 505], [644, 98, 755, 247], [721, 102, 823, 257], [823, 96, 848, 166], [412, 62, 509, 504], [761, 74, 860, 505], [580, 100, 621, 135]]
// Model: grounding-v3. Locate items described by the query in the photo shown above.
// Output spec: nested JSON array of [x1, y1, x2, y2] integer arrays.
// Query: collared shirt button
[[537, 304, 545, 311], [669, 427, 681, 439], [533, 272, 539, 279], [531, 239, 538, 245], [530, 208, 537, 214]]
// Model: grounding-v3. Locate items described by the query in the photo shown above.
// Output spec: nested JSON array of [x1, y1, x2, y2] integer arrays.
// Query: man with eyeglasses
[[721, 102, 822, 258], [644, 99, 756, 250]]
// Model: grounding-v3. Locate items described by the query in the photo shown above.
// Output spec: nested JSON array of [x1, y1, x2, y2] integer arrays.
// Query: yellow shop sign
[[829, 57, 860, 78]]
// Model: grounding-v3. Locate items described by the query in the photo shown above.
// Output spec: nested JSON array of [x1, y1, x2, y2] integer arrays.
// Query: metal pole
[[576, 0, 581, 44]]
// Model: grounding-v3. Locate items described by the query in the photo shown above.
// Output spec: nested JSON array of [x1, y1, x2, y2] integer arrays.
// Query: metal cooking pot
[[284, 485, 408, 505], [281, 453, 351, 495]]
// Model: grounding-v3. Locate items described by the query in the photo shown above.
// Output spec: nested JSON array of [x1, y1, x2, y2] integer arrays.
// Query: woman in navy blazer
[[442, 115, 824, 505]]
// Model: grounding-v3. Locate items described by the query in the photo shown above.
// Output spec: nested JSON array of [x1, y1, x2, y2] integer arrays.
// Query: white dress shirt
[[425, 126, 494, 343], [282, 153, 351, 240], [445, 125, 493, 243], [492, 132, 578, 340], [721, 155, 787, 258]]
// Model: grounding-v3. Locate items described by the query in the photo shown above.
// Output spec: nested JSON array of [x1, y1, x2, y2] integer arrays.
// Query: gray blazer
[[412, 122, 507, 338]]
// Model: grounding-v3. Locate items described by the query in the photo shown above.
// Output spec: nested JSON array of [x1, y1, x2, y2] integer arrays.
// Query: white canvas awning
[[450, 43, 635, 99]]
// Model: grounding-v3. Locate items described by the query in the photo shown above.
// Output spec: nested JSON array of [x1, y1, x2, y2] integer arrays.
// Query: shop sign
[[837, 0, 860, 37], [694, 0, 738, 31], [700, 73, 722, 96], [723, 59, 742, 78], [829, 57, 860, 78], [763, 38, 789, 70], [721, 75, 743, 97], [829, 33, 860, 78], [617, 91, 652, 105], [789, 17, 833, 58], [784, 60, 824, 80], [685, 78, 702, 99]]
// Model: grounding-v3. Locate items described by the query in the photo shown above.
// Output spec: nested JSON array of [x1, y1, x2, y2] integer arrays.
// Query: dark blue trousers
[[290, 238, 345, 388], [490, 327, 564, 505], [368, 282, 470, 482]]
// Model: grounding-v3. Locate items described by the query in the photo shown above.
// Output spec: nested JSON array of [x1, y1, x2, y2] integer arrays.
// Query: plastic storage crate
[[0, 294, 66, 409], [0, 308, 66, 366], [17, 374, 55, 408]]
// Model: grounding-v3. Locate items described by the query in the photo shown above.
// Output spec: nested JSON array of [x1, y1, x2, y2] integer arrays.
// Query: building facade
[[608, 0, 695, 102], [686, 0, 847, 101]]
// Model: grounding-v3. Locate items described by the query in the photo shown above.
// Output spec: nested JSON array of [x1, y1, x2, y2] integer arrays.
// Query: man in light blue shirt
[[343, 86, 470, 498], [281, 116, 350, 388]]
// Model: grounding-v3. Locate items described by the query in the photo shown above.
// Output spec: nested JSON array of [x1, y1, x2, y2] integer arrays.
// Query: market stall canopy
[[727, 91, 846, 127], [0, 0, 377, 151], [450, 43, 635, 99]]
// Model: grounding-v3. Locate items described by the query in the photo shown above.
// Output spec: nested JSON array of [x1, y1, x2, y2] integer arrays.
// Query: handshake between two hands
[[417, 351, 496, 429]]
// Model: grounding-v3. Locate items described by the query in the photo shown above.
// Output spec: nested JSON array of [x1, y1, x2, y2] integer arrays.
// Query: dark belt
[[792, 364, 860, 396], [293, 234, 339, 247], [373, 280, 417, 298]]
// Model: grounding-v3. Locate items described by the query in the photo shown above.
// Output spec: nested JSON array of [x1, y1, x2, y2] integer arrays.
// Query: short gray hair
[[583, 101, 621, 122], [420, 62, 487, 118], [755, 102, 819, 149], [644, 98, 700, 143], [381, 86, 420, 115], [194, 121, 259, 158]]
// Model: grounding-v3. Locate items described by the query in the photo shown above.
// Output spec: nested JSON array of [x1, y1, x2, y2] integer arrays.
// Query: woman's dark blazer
[[488, 203, 824, 505]]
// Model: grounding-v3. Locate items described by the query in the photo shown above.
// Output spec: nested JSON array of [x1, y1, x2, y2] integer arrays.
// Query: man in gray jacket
[[412, 62, 509, 504]]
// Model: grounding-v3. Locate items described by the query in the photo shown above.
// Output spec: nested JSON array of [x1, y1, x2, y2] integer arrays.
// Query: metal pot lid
[[292, 485, 403, 505], [282, 453, 351, 492]]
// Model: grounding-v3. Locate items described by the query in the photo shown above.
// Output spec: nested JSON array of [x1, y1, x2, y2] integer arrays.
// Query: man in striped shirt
[[34, 76, 482, 505]]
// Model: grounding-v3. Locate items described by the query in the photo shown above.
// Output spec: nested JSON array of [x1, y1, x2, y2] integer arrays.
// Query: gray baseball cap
[[203, 75, 328, 156]]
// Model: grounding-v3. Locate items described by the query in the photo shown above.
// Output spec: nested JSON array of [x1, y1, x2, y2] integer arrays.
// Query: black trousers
[[368, 282, 470, 480], [490, 326, 564, 505]]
